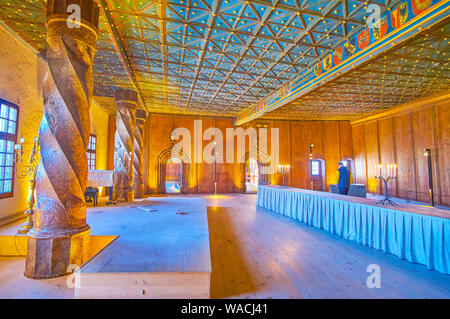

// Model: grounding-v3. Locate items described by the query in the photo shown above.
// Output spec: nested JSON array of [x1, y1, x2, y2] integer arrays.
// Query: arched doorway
[[245, 158, 259, 193], [157, 146, 190, 194], [165, 157, 182, 193], [237, 150, 271, 193]]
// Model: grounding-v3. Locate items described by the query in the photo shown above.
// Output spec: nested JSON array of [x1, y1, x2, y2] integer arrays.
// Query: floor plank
[[0, 194, 449, 298]]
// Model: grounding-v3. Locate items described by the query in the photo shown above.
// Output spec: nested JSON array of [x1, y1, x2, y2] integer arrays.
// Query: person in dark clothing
[[337, 161, 351, 195]]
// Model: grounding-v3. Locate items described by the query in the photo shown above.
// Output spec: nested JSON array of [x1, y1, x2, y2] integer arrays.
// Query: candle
[[379, 164, 382, 178], [394, 164, 397, 177]]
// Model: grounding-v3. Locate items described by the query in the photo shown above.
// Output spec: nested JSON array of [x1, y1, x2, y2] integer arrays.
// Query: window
[[311, 160, 320, 176], [0, 99, 19, 198], [87, 134, 96, 170]]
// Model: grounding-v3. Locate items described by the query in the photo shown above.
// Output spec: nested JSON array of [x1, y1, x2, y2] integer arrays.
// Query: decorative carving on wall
[[237, 150, 271, 193], [25, 0, 99, 279], [114, 89, 137, 201], [156, 146, 190, 194]]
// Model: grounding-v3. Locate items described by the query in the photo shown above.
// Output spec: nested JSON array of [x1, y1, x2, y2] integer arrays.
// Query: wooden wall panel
[[305, 122, 324, 159], [273, 121, 291, 186], [339, 121, 353, 159], [215, 118, 235, 193], [411, 106, 434, 202], [147, 115, 173, 193], [352, 124, 367, 185], [350, 94, 450, 206], [435, 101, 450, 206], [378, 118, 396, 196], [172, 116, 197, 193], [364, 121, 380, 194], [290, 122, 308, 189], [304, 122, 325, 189], [393, 113, 416, 200], [197, 118, 214, 193], [144, 114, 352, 194], [323, 121, 340, 188]]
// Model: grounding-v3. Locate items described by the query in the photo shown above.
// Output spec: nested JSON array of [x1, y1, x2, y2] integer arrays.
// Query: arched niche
[[156, 146, 190, 194], [236, 149, 271, 193]]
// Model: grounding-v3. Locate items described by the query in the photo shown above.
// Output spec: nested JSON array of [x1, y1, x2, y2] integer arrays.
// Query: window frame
[[311, 160, 320, 176], [87, 134, 96, 170], [0, 97, 19, 199]]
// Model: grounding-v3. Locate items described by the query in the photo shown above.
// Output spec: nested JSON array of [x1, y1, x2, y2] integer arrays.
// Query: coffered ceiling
[[261, 18, 450, 120], [0, 0, 447, 119]]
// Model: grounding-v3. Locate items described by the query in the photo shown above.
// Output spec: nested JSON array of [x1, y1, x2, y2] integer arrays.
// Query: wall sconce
[[13, 136, 40, 234]]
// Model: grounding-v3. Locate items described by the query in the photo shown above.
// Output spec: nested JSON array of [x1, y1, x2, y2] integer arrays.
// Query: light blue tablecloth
[[257, 185, 450, 275]]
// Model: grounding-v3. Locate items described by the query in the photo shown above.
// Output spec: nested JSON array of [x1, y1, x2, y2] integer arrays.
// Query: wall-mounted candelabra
[[278, 164, 290, 187], [374, 163, 397, 206], [13, 136, 40, 234]]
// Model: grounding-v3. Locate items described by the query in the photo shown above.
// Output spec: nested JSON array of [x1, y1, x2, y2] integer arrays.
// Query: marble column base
[[24, 228, 90, 279]]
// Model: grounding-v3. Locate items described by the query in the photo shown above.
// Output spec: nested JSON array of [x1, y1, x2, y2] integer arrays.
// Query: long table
[[257, 185, 450, 275]]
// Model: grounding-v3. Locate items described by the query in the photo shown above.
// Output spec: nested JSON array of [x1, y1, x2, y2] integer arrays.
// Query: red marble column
[[114, 89, 137, 202], [25, 0, 99, 279], [133, 109, 146, 198]]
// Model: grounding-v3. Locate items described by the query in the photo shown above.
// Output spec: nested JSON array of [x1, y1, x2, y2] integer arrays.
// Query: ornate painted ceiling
[[0, 0, 448, 119], [261, 18, 450, 120]]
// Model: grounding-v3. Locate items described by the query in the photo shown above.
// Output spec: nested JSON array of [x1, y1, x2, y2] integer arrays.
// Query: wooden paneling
[[147, 115, 173, 193], [216, 118, 235, 193], [412, 106, 434, 202], [393, 113, 415, 200], [197, 118, 214, 193], [173, 116, 197, 193], [323, 122, 340, 188], [363, 121, 380, 194], [350, 94, 450, 206], [378, 118, 396, 196], [144, 114, 353, 194], [339, 121, 353, 159], [273, 121, 291, 186], [435, 101, 450, 206], [352, 124, 366, 185], [290, 122, 308, 189]]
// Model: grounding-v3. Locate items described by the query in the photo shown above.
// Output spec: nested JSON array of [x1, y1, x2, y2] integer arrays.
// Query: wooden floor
[[80, 197, 210, 273], [0, 194, 449, 298]]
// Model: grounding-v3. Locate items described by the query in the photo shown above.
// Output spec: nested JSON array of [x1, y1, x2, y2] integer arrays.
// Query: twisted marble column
[[25, 0, 99, 279], [133, 109, 146, 198], [114, 89, 137, 202]]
